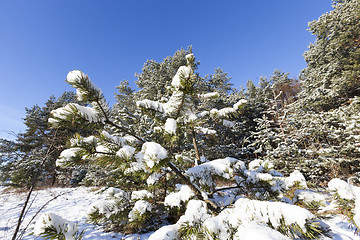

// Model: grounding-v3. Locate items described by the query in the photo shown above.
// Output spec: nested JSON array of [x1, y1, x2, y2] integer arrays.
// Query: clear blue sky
[[0, 0, 333, 139]]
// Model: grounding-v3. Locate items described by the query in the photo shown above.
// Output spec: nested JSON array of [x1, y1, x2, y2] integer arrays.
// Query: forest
[[1, 0, 360, 239]]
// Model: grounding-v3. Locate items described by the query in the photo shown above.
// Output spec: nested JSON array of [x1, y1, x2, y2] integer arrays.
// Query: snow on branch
[[209, 99, 247, 118], [49, 103, 104, 125], [66, 70, 112, 120]]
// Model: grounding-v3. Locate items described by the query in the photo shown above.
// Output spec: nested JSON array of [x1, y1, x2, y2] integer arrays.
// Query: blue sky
[[0, 0, 333, 139]]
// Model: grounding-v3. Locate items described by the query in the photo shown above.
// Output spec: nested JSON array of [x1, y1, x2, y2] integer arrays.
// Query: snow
[[233, 99, 247, 110], [199, 92, 219, 99], [164, 118, 177, 135], [327, 178, 360, 228], [66, 70, 103, 103], [66, 70, 87, 84], [233, 222, 290, 240], [185, 53, 194, 63], [203, 197, 315, 239], [101, 130, 126, 146], [88, 187, 130, 219], [294, 189, 328, 205], [50, 103, 102, 124], [171, 66, 192, 89], [0, 187, 141, 240], [186, 157, 239, 189], [209, 99, 247, 118], [146, 172, 163, 185], [1, 186, 359, 240], [195, 126, 217, 135], [116, 145, 136, 159], [285, 170, 308, 189], [328, 178, 355, 200], [56, 147, 81, 166], [147, 224, 178, 240], [128, 200, 152, 222], [136, 99, 164, 113], [177, 200, 211, 225], [164, 184, 195, 208], [33, 212, 79, 240], [131, 190, 154, 201], [135, 142, 168, 169]]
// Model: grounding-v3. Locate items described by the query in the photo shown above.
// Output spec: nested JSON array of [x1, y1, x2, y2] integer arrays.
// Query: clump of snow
[[199, 92, 219, 99], [164, 118, 177, 135], [128, 200, 152, 222], [50, 103, 102, 124], [162, 91, 184, 115], [209, 99, 247, 118], [171, 66, 192, 89], [294, 189, 328, 205], [33, 212, 78, 240], [177, 200, 211, 225], [285, 170, 308, 189], [135, 142, 168, 169], [204, 197, 315, 239], [164, 184, 195, 208], [326, 178, 360, 229], [101, 130, 126, 146], [184, 109, 198, 123], [247, 159, 274, 172], [131, 190, 154, 201], [66, 70, 103, 102], [197, 111, 209, 118], [246, 172, 274, 183], [56, 148, 81, 167], [195, 127, 217, 135], [116, 145, 136, 159], [233, 99, 247, 110], [186, 157, 239, 190], [136, 99, 164, 113], [88, 187, 130, 219], [185, 53, 194, 63], [66, 70, 87, 84], [328, 178, 355, 200], [233, 222, 290, 240], [147, 172, 164, 185], [148, 200, 210, 240], [148, 224, 178, 240]]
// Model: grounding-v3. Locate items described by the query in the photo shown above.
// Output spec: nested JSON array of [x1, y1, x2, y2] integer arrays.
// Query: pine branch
[[166, 161, 219, 213]]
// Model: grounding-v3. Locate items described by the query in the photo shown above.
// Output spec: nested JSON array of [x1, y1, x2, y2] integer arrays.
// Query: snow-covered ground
[[0, 186, 151, 240], [0, 186, 358, 240]]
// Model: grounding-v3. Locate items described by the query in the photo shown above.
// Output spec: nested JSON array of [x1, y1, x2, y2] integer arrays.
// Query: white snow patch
[[136, 142, 168, 169], [116, 145, 136, 159], [328, 178, 355, 200], [234, 222, 290, 240], [164, 118, 177, 135], [164, 184, 195, 208], [34, 212, 79, 240], [128, 200, 152, 222], [131, 190, 154, 201], [148, 224, 178, 240], [285, 170, 307, 189]]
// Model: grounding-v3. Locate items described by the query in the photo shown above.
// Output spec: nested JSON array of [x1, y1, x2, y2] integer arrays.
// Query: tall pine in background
[[300, 0, 360, 111]]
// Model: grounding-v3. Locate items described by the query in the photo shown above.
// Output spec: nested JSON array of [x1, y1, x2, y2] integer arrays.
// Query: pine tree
[[300, 0, 360, 111], [0, 92, 85, 187]]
